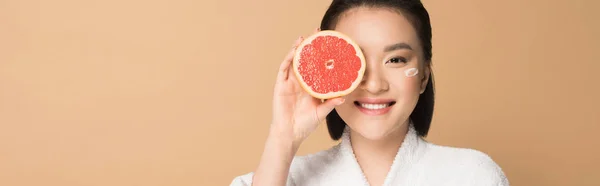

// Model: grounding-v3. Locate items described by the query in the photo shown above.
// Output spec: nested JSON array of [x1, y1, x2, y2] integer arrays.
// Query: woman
[[231, 0, 509, 185]]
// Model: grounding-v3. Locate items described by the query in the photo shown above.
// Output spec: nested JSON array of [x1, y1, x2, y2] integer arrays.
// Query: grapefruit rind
[[292, 30, 366, 99]]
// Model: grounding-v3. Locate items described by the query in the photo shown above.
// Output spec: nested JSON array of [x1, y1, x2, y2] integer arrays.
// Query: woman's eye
[[387, 57, 407, 64]]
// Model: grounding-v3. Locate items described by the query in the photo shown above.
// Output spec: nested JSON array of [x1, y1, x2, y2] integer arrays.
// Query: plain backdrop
[[1, 0, 599, 185]]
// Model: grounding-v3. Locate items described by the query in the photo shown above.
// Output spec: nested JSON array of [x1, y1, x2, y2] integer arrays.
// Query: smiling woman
[[230, 0, 509, 186]]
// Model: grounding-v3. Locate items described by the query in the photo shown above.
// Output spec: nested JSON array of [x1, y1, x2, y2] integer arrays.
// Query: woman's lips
[[354, 99, 396, 115]]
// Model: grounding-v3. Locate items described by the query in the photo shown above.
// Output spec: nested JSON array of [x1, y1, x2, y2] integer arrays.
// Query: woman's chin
[[348, 123, 395, 141]]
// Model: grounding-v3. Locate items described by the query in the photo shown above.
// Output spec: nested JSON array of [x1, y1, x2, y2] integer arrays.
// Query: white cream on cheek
[[404, 67, 419, 77]]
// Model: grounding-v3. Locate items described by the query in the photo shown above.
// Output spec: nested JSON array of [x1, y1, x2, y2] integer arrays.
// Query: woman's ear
[[420, 65, 431, 94]]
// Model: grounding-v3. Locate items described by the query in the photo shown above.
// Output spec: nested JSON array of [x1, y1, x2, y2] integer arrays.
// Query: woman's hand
[[270, 34, 345, 148]]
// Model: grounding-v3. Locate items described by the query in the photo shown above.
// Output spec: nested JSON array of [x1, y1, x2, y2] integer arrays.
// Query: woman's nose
[[359, 65, 389, 94]]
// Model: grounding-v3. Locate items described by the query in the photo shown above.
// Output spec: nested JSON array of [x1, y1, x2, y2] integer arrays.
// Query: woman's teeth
[[360, 103, 390, 110]]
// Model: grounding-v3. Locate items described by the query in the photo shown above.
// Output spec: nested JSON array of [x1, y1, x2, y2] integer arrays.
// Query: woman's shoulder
[[286, 143, 347, 184], [422, 141, 500, 164], [419, 141, 509, 185]]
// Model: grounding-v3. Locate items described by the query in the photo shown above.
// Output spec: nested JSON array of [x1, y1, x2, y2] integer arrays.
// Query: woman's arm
[[231, 30, 343, 186], [251, 131, 298, 186]]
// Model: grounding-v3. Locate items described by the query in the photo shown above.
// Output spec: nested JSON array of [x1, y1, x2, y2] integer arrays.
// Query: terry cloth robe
[[230, 125, 509, 186]]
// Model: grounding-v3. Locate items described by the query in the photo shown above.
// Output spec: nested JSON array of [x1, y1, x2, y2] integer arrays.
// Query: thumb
[[315, 98, 345, 122]]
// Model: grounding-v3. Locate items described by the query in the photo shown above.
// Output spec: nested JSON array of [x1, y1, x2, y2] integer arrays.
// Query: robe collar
[[336, 123, 428, 185]]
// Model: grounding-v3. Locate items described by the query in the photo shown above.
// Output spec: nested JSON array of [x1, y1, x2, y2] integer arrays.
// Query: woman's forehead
[[334, 7, 420, 53]]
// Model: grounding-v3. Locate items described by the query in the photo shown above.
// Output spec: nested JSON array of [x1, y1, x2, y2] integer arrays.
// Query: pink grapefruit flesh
[[293, 30, 366, 99]]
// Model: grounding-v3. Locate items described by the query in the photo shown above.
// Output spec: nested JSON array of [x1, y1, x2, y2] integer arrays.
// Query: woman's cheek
[[389, 70, 421, 93]]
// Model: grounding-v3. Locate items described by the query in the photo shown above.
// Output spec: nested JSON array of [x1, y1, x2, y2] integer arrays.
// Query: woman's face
[[333, 7, 430, 140]]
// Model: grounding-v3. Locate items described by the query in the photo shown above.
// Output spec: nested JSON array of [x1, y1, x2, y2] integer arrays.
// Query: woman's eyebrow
[[384, 42, 413, 52]]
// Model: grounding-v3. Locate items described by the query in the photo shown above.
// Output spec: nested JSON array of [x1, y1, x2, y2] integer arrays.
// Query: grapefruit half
[[293, 30, 366, 99]]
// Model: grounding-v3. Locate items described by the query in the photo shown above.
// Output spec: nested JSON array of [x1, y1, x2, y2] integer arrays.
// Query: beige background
[[1, 0, 599, 185]]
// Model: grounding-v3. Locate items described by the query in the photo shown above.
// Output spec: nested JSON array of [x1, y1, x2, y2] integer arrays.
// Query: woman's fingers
[[315, 97, 345, 123], [277, 37, 304, 81]]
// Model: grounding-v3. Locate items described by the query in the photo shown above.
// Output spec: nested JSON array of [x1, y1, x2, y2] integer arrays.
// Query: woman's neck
[[348, 121, 410, 186]]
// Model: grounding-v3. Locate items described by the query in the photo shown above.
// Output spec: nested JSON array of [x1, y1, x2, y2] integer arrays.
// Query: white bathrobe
[[230, 126, 509, 186]]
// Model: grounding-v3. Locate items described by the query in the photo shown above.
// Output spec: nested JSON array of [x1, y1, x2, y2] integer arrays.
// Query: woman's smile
[[353, 98, 397, 115]]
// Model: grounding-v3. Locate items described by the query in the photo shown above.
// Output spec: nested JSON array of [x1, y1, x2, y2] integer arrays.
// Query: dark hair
[[321, 0, 435, 139]]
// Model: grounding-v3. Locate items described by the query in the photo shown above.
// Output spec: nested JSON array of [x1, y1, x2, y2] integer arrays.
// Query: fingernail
[[292, 37, 301, 48], [337, 98, 345, 105]]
